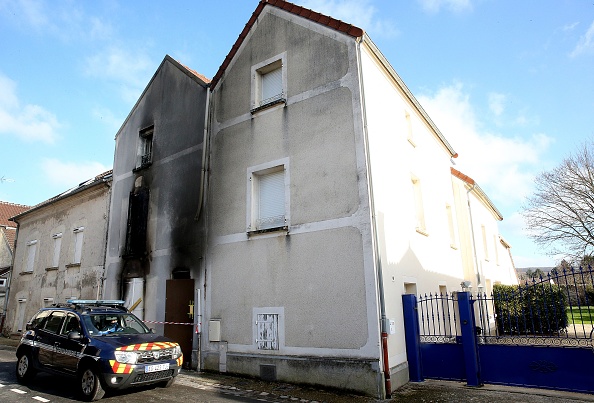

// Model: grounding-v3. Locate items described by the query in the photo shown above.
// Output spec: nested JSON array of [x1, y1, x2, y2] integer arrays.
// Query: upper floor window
[[51, 232, 62, 268], [247, 159, 289, 234], [411, 176, 427, 235], [137, 125, 154, 169], [251, 53, 287, 113], [405, 110, 416, 147], [73, 227, 84, 265], [24, 240, 37, 273]]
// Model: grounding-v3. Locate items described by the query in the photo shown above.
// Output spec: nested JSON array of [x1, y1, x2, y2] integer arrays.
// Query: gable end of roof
[[210, 0, 364, 89]]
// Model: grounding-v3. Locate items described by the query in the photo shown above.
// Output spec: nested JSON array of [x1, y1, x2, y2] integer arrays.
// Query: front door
[[165, 279, 195, 368]]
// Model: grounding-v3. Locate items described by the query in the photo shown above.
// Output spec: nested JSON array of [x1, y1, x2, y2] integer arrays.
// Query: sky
[[0, 0, 593, 268]]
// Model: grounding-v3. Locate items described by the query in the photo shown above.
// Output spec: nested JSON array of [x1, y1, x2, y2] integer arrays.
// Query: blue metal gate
[[403, 267, 594, 394]]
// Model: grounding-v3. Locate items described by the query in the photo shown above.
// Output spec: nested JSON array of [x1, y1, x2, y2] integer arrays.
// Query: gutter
[[355, 37, 391, 399]]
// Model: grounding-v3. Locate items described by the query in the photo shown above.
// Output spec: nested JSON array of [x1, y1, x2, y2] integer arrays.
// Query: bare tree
[[522, 141, 594, 261]]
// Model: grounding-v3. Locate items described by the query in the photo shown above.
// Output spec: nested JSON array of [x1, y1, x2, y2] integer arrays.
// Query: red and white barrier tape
[[143, 320, 193, 325]]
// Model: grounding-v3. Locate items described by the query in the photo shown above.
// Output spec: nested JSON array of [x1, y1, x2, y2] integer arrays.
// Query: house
[[0, 201, 29, 331], [102, 55, 210, 368], [6, 0, 518, 397], [4, 171, 112, 334]]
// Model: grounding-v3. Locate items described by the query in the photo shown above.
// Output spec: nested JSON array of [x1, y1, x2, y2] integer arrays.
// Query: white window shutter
[[258, 170, 285, 229], [261, 68, 282, 104]]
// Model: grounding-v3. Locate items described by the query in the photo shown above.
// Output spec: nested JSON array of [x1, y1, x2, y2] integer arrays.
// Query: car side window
[[43, 311, 66, 334], [61, 314, 81, 335], [29, 310, 51, 329]]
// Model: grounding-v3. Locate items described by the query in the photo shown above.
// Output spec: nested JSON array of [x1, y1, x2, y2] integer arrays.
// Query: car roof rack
[[66, 299, 128, 311]]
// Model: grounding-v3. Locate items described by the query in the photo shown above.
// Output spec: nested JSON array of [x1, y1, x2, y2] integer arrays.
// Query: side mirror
[[68, 331, 83, 341], [25, 323, 34, 331]]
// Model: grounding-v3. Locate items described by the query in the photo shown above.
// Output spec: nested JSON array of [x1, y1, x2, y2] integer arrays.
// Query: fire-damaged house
[[6, 0, 518, 398]]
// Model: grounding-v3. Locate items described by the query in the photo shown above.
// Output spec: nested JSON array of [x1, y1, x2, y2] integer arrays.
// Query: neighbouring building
[[0, 201, 30, 330], [5, 171, 112, 334]]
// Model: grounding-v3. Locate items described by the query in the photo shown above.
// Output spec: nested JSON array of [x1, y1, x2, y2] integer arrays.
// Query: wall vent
[[259, 364, 277, 381]]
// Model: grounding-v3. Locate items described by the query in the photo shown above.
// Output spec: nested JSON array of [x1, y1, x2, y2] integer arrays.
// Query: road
[[0, 349, 265, 403]]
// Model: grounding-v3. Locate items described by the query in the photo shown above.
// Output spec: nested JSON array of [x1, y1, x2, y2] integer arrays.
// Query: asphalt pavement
[[2, 335, 593, 403]]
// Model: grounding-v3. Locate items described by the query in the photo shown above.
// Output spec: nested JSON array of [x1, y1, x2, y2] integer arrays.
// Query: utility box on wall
[[209, 320, 221, 342]]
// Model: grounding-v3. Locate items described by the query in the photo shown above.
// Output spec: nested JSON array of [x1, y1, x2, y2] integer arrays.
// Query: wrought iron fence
[[417, 266, 594, 347]]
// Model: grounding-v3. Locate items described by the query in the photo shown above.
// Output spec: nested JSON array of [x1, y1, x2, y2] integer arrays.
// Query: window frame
[[136, 125, 154, 170], [72, 227, 84, 265], [24, 240, 38, 273], [251, 53, 287, 113], [247, 158, 290, 235], [411, 175, 427, 236]]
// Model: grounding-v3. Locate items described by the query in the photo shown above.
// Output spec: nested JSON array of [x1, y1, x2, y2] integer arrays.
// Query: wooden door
[[165, 279, 195, 368]]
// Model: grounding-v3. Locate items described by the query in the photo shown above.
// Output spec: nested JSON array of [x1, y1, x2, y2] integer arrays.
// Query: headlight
[[172, 345, 182, 359], [114, 351, 138, 364]]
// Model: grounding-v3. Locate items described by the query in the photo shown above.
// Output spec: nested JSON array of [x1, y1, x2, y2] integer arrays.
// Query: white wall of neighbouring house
[[358, 39, 466, 382]]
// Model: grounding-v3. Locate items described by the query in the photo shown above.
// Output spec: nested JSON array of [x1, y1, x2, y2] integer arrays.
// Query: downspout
[[466, 185, 481, 287], [356, 37, 391, 399], [2, 221, 19, 333], [195, 85, 212, 221], [99, 179, 112, 300]]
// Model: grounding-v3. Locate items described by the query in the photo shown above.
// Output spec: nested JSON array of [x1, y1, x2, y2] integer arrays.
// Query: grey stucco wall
[[206, 7, 377, 364]]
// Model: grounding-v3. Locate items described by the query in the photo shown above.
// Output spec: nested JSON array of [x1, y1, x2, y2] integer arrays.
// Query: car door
[[53, 313, 85, 373], [36, 311, 65, 367]]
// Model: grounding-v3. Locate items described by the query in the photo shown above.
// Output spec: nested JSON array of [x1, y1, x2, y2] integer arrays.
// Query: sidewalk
[[1, 335, 593, 402]]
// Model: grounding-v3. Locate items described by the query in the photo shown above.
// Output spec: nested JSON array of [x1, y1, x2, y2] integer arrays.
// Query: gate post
[[457, 291, 482, 386], [402, 294, 423, 382]]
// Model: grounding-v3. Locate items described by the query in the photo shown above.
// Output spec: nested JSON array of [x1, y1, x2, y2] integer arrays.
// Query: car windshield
[[83, 313, 151, 336]]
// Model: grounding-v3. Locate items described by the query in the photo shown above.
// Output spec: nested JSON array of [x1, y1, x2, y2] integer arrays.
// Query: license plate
[[145, 363, 169, 373]]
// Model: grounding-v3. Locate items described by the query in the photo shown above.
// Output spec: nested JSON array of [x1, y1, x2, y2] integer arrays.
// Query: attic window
[[251, 53, 287, 113], [137, 125, 154, 169]]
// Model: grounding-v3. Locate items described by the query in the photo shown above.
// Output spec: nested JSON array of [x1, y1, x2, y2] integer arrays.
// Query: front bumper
[[101, 355, 183, 390]]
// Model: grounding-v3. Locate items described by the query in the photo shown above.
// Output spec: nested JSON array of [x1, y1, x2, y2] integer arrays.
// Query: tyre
[[78, 366, 105, 401], [159, 376, 176, 388], [15, 351, 36, 383]]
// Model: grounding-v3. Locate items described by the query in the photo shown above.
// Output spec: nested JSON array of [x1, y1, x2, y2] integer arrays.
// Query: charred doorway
[[165, 278, 195, 369]]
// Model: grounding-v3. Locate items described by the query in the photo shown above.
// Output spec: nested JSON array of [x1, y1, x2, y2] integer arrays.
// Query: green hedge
[[493, 283, 568, 335]]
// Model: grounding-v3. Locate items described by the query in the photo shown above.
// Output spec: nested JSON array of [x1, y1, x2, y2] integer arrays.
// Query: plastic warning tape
[[143, 320, 193, 325]]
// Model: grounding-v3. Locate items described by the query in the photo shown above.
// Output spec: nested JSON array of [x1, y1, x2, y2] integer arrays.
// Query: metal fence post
[[457, 291, 482, 387], [402, 293, 423, 382]]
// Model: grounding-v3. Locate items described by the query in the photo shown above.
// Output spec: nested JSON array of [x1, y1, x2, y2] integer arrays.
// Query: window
[[251, 53, 287, 112], [248, 160, 289, 233], [24, 240, 37, 273], [51, 232, 62, 268], [73, 227, 84, 264], [256, 313, 278, 350], [493, 235, 499, 265], [405, 110, 416, 147], [0, 278, 6, 288], [481, 225, 489, 261], [43, 311, 66, 334], [61, 314, 81, 335], [446, 204, 456, 248], [411, 176, 427, 234], [124, 187, 150, 258], [137, 125, 154, 168]]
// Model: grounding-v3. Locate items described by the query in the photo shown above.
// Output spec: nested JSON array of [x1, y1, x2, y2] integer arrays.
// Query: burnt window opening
[[123, 187, 150, 259], [137, 126, 154, 169]]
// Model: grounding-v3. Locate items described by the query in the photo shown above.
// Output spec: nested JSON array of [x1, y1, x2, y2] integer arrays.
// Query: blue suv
[[15, 300, 183, 401]]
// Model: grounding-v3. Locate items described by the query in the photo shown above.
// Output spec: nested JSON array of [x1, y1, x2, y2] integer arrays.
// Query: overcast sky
[[1, 0, 592, 268]]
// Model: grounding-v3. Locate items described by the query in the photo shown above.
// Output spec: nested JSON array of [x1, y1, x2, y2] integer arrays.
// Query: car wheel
[[15, 352, 36, 383], [78, 366, 105, 401], [159, 377, 175, 388]]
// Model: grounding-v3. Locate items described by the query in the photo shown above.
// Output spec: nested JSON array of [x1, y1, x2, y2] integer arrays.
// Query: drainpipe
[[466, 184, 481, 288], [2, 221, 19, 333], [195, 85, 211, 221], [356, 36, 391, 399]]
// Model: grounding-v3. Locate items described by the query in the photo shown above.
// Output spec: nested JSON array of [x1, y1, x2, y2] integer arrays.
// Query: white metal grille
[[256, 314, 278, 350]]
